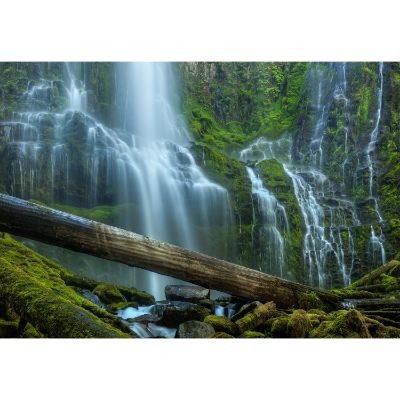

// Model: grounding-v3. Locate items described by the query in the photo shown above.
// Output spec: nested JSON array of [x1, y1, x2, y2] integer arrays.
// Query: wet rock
[[127, 313, 161, 325], [165, 285, 210, 303], [74, 288, 105, 309], [231, 301, 262, 322], [198, 299, 216, 312], [159, 303, 210, 328], [203, 315, 238, 336], [176, 321, 215, 338]]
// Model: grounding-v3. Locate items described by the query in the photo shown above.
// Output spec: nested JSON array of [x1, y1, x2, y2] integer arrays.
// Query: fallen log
[[0, 193, 340, 309]]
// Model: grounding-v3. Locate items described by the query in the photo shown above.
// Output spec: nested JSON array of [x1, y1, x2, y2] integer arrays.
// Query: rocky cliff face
[[182, 62, 400, 287]]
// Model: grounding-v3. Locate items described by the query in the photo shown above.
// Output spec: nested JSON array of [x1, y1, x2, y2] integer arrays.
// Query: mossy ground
[[0, 232, 155, 338]]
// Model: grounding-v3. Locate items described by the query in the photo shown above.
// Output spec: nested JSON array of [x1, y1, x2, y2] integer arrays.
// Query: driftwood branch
[[0, 194, 340, 309]]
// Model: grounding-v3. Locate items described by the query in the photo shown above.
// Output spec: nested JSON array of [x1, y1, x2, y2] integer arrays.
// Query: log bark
[[0, 194, 340, 309]]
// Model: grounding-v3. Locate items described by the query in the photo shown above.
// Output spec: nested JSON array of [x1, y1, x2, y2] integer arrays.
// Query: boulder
[[270, 316, 289, 338], [159, 303, 210, 328], [165, 285, 210, 303], [231, 301, 262, 322], [176, 321, 215, 338], [203, 315, 238, 336], [235, 302, 277, 333], [309, 309, 371, 338], [93, 283, 125, 305], [287, 309, 313, 338]]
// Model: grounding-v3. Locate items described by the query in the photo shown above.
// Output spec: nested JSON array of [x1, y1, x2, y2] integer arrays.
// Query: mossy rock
[[287, 310, 313, 338], [270, 316, 289, 338], [20, 322, 43, 338], [118, 287, 155, 306], [235, 302, 277, 334], [332, 289, 377, 300], [240, 330, 266, 338], [106, 301, 139, 314], [211, 332, 235, 339], [0, 319, 18, 338], [349, 260, 400, 296], [93, 283, 126, 305], [297, 291, 331, 312], [160, 304, 210, 328], [0, 234, 132, 338], [309, 309, 371, 338], [203, 315, 238, 336], [364, 316, 400, 338]]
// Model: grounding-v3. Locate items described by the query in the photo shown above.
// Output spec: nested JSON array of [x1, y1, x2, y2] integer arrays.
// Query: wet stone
[[165, 285, 210, 303], [176, 321, 215, 338]]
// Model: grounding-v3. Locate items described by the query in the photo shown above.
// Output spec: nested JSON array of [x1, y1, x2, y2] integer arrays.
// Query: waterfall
[[366, 62, 386, 267], [239, 64, 369, 287], [2, 62, 234, 300], [245, 166, 288, 277]]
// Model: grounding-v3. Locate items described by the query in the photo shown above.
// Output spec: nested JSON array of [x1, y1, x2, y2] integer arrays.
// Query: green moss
[[297, 291, 326, 311], [50, 203, 129, 225], [0, 319, 18, 338], [107, 301, 139, 314], [93, 283, 125, 304], [287, 309, 313, 338], [270, 316, 289, 338], [309, 309, 371, 338], [20, 322, 43, 338], [0, 234, 132, 338], [349, 260, 400, 294], [240, 330, 265, 338], [181, 62, 309, 149], [211, 332, 235, 338], [117, 286, 155, 306], [203, 315, 238, 336], [235, 302, 277, 334]]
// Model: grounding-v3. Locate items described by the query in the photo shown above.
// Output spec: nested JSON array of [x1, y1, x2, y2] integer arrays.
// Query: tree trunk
[[0, 194, 340, 309]]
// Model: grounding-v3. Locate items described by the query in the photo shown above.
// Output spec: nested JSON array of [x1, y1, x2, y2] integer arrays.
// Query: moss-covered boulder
[[203, 315, 238, 336], [287, 310, 313, 338], [270, 316, 289, 338], [235, 301, 277, 334], [93, 283, 125, 305], [309, 309, 371, 338], [118, 287, 155, 306]]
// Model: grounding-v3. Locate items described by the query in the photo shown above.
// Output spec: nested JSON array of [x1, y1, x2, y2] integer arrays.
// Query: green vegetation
[[0, 233, 132, 337]]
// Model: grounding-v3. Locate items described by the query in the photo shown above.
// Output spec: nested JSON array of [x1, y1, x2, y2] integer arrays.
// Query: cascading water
[[245, 166, 288, 277], [2, 62, 234, 300], [365, 62, 386, 267], [239, 63, 378, 288]]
